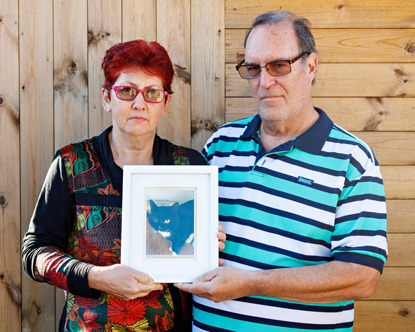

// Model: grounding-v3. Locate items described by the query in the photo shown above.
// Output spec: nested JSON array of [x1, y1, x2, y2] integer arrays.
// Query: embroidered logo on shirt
[[297, 176, 314, 186]]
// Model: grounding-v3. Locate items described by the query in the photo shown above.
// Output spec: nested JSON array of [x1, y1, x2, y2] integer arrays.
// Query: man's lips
[[128, 116, 147, 121]]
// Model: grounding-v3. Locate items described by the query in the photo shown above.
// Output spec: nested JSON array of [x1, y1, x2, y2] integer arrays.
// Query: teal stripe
[[224, 240, 327, 267], [193, 305, 353, 332], [220, 203, 333, 240]]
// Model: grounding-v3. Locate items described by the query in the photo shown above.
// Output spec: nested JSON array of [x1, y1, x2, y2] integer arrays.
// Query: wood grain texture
[[0, 0, 21, 330], [53, 0, 88, 149], [87, 0, 121, 137], [386, 200, 415, 233], [369, 267, 415, 300], [226, 28, 415, 63], [226, 63, 415, 97], [122, 0, 156, 42], [354, 301, 415, 332], [386, 234, 415, 267], [19, 0, 56, 330], [156, 0, 191, 146], [382, 166, 415, 199], [191, 0, 225, 151], [225, 0, 415, 28]]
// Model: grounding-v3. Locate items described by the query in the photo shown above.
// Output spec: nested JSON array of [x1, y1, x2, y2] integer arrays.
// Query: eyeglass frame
[[112, 85, 169, 103], [235, 52, 310, 80]]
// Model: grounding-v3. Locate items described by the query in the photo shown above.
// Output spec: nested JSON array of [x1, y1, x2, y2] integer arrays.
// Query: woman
[[22, 40, 224, 331]]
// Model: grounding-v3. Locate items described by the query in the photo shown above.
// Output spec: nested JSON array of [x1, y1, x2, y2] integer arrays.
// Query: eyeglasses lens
[[267, 62, 290, 76], [144, 89, 164, 103], [115, 87, 165, 103], [116, 87, 137, 100]]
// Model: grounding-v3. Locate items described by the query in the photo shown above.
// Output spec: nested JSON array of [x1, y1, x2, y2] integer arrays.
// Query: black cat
[[147, 199, 195, 255]]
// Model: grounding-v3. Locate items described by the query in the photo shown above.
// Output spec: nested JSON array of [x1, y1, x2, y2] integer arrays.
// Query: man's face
[[244, 22, 317, 126]]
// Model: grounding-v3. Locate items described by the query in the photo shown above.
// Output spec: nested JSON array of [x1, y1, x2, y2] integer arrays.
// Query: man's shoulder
[[211, 115, 256, 139]]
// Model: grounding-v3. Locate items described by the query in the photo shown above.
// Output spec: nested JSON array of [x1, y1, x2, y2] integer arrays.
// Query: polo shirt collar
[[241, 107, 333, 155]]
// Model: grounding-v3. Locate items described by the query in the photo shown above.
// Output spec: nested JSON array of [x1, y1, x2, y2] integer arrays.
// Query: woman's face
[[102, 70, 171, 140]]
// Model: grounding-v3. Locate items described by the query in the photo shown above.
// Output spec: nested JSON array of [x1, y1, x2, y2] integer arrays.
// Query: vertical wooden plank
[[53, 1, 88, 327], [54, 0, 88, 148], [157, 0, 191, 146], [122, 0, 156, 42], [88, 0, 122, 137], [0, 0, 21, 330], [19, 0, 56, 331], [191, 0, 225, 151]]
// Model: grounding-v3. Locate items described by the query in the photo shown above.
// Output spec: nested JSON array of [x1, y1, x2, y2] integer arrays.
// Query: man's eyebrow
[[244, 58, 286, 66]]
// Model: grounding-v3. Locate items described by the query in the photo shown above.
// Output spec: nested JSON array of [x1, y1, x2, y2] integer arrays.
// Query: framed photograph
[[121, 165, 218, 283]]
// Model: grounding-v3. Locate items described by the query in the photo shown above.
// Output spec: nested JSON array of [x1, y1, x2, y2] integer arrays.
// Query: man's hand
[[217, 224, 226, 265], [175, 267, 251, 302], [88, 264, 163, 300]]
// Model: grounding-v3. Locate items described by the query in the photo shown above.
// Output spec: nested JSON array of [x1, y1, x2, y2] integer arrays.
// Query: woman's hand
[[88, 264, 163, 300], [217, 224, 226, 265]]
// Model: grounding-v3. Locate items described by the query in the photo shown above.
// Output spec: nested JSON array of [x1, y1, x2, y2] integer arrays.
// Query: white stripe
[[223, 221, 331, 258], [220, 186, 336, 227], [193, 296, 354, 325]]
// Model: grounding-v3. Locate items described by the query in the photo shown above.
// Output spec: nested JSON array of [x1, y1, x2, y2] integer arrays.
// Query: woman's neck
[[109, 129, 155, 168]]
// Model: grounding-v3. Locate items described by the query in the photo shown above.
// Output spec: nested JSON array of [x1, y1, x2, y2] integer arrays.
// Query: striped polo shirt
[[194, 109, 387, 331]]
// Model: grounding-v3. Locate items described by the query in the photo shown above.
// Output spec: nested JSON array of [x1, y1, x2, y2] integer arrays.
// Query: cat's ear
[[149, 200, 157, 210], [172, 202, 179, 207]]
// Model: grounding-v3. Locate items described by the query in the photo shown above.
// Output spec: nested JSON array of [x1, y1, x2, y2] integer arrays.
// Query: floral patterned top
[[22, 127, 206, 331]]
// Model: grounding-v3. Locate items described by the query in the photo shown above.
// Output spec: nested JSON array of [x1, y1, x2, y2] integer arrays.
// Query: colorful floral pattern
[[34, 140, 191, 331]]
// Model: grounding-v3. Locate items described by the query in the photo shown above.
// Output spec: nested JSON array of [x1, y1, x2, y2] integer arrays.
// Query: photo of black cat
[[147, 199, 195, 255]]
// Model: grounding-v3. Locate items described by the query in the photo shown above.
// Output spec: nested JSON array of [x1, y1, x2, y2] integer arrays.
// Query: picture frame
[[121, 165, 218, 283]]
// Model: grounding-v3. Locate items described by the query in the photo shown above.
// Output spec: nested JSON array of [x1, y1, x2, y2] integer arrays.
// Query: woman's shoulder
[[157, 136, 206, 165]]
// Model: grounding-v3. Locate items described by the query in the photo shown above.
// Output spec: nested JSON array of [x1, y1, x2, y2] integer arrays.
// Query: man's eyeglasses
[[112, 86, 168, 103], [236, 52, 310, 80]]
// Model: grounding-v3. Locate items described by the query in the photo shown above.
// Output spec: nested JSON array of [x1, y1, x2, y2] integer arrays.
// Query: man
[[175, 10, 387, 331]]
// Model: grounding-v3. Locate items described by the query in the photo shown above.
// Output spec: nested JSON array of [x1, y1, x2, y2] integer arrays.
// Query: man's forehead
[[245, 23, 299, 61]]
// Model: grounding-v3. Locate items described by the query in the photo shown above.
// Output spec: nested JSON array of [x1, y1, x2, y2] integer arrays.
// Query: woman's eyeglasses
[[236, 52, 309, 79], [112, 86, 168, 103]]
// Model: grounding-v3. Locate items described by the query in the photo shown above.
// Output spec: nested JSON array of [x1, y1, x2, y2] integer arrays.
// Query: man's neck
[[259, 107, 320, 153]]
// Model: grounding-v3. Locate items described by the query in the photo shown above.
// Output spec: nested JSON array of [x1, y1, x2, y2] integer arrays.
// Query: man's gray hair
[[244, 10, 318, 59]]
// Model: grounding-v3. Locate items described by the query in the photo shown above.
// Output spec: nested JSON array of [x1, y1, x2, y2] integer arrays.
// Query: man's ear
[[102, 88, 111, 113], [307, 53, 318, 84]]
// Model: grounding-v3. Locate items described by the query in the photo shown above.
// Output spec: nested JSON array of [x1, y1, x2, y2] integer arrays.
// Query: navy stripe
[[320, 150, 350, 160], [220, 197, 335, 231], [275, 155, 345, 177], [335, 211, 387, 224], [193, 320, 234, 332], [345, 175, 384, 188], [334, 253, 386, 273], [220, 252, 282, 269], [227, 234, 331, 263], [338, 193, 386, 207], [350, 157, 366, 175], [327, 135, 373, 162], [220, 215, 331, 248], [194, 301, 353, 330], [236, 297, 354, 313], [220, 180, 337, 213], [252, 167, 342, 195], [332, 229, 387, 241], [333, 245, 387, 258]]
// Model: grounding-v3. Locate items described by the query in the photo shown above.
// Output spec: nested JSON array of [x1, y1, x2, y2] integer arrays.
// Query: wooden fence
[[0, 0, 414, 330]]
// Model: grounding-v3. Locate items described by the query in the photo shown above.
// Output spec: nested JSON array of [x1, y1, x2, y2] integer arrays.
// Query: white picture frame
[[121, 165, 218, 283]]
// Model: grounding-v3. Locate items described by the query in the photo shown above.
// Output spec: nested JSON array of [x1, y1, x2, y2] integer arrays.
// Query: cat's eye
[[164, 220, 170, 224]]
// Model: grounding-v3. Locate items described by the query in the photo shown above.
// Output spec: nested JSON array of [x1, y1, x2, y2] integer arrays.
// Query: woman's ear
[[161, 94, 172, 117], [102, 88, 111, 113]]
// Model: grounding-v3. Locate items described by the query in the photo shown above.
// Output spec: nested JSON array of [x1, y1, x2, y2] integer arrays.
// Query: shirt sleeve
[[21, 152, 101, 298], [332, 158, 388, 273]]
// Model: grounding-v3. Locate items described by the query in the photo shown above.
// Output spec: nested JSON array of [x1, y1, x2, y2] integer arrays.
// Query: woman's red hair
[[101, 40, 174, 94]]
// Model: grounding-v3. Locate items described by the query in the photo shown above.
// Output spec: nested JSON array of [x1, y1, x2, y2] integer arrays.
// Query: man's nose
[[258, 67, 277, 89]]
